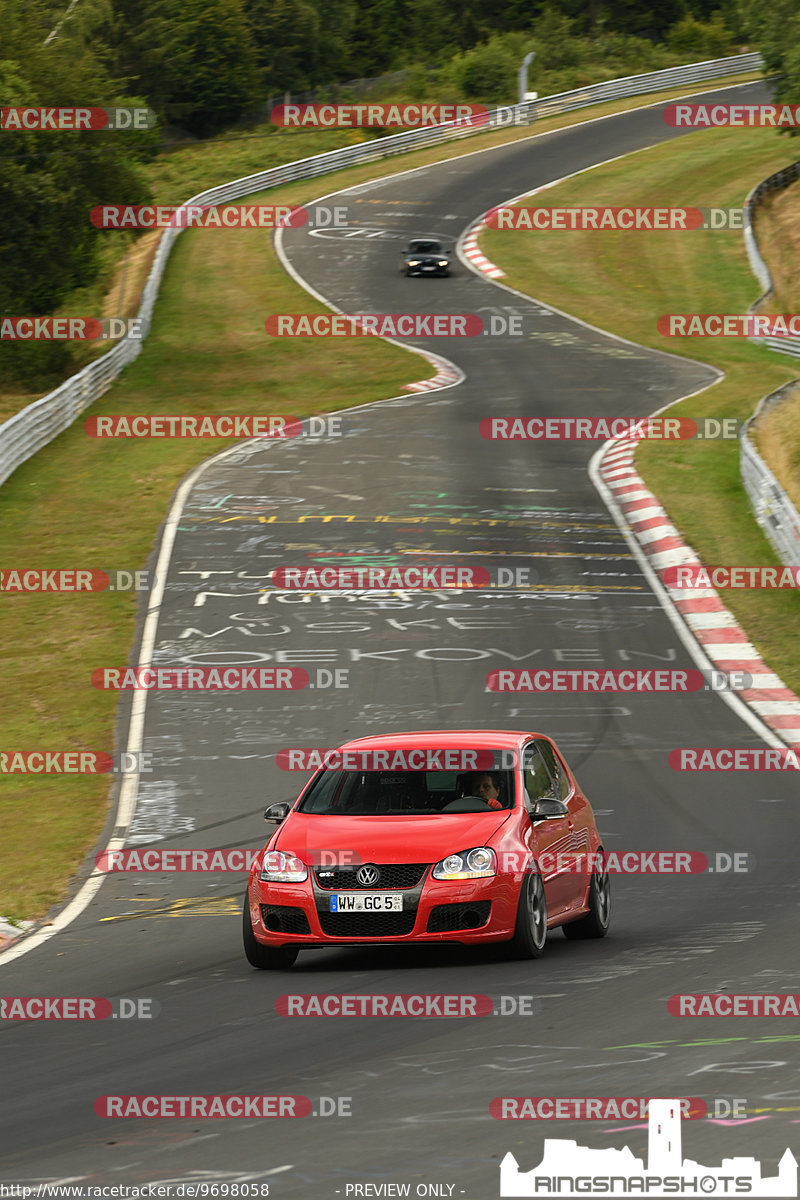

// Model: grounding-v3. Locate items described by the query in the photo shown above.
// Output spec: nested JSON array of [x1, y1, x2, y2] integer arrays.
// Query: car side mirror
[[530, 797, 569, 821], [264, 802, 291, 823]]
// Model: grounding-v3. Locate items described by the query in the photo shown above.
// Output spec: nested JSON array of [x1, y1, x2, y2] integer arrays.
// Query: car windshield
[[409, 241, 442, 254], [298, 766, 515, 815]]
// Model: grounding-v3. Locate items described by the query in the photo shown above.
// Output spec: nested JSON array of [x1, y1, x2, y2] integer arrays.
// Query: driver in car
[[470, 771, 505, 810]]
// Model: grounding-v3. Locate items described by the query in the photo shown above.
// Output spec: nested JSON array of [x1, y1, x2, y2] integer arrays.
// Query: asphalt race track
[[2, 80, 799, 1198]]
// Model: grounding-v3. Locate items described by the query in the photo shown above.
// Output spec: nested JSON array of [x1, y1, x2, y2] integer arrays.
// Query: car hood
[[273, 811, 512, 862]]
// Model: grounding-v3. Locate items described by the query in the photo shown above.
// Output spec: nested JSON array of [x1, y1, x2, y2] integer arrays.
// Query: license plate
[[422, 265, 435, 270], [330, 893, 402, 912]]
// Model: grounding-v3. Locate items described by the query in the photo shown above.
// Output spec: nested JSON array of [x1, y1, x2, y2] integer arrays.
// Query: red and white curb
[[462, 220, 505, 279], [405, 354, 463, 392], [598, 437, 800, 746], [0, 917, 33, 952]]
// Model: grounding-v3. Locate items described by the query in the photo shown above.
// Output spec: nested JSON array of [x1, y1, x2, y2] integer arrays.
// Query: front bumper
[[248, 871, 519, 947]]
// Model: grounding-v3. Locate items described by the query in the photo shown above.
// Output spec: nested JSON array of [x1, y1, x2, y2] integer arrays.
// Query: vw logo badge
[[356, 864, 380, 886]]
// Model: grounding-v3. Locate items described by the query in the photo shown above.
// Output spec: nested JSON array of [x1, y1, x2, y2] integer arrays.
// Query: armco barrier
[[741, 384, 800, 564], [0, 52, 762, 488], [744, 159, 800, 358], [740, 162, 800, 565]]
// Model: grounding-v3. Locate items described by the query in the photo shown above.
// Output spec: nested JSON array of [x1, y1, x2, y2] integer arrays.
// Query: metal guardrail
[[740, 161, 800, 566], [0, 51, 764, 488], [744, 160, 800, 358], [741, 382, 800, 563]]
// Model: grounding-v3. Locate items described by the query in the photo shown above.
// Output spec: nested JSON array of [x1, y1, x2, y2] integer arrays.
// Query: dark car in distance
[[400, 238, 451, 276]]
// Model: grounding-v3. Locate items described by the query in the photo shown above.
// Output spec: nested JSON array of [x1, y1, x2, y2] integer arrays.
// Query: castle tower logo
[[500, 1098, 798, 1197]]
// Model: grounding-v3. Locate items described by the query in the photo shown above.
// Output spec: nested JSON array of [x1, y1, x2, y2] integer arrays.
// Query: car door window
[[522, 742, 559, 806], [537, 740, 572, 802]]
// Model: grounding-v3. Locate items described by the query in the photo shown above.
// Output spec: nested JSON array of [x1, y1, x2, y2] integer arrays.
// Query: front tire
[[507, 872, 547, 959], [242, 893, 299, 969], [563, 868, 611, 939]]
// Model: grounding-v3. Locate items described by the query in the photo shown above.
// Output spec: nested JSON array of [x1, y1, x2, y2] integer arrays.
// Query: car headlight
[[438, 260, 449, 266], [259, 851, 308, 882], [432, 847, 496, 880], [407, 259, 420, 265]]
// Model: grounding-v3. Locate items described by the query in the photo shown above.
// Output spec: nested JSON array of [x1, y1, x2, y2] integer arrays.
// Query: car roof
[[334, 729, 548, 753]]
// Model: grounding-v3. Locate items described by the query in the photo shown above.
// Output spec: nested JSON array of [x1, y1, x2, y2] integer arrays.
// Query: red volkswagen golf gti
[[243, 730, 610, 969]]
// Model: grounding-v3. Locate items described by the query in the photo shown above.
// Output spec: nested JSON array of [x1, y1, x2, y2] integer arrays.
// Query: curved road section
[[2, 82, 798, 1198]]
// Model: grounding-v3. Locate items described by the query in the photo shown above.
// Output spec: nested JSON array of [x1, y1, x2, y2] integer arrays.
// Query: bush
[[667, 14, 735, 60]]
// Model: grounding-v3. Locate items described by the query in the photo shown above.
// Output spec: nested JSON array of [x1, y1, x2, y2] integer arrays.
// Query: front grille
[[318, 910, 417, 937], [260, 905, 311, 935], [427, 902, 491, 933], [314, 864, 428, 890]]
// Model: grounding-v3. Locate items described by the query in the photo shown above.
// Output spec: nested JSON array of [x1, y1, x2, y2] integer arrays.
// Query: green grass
[[481, 123, 800, 691]]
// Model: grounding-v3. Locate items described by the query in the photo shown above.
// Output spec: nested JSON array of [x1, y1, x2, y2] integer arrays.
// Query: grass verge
[[480, 123, 800, 692]]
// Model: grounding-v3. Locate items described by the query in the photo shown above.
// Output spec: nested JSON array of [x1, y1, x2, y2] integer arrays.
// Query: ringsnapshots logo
[[499, 1098, 798, 1196]]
